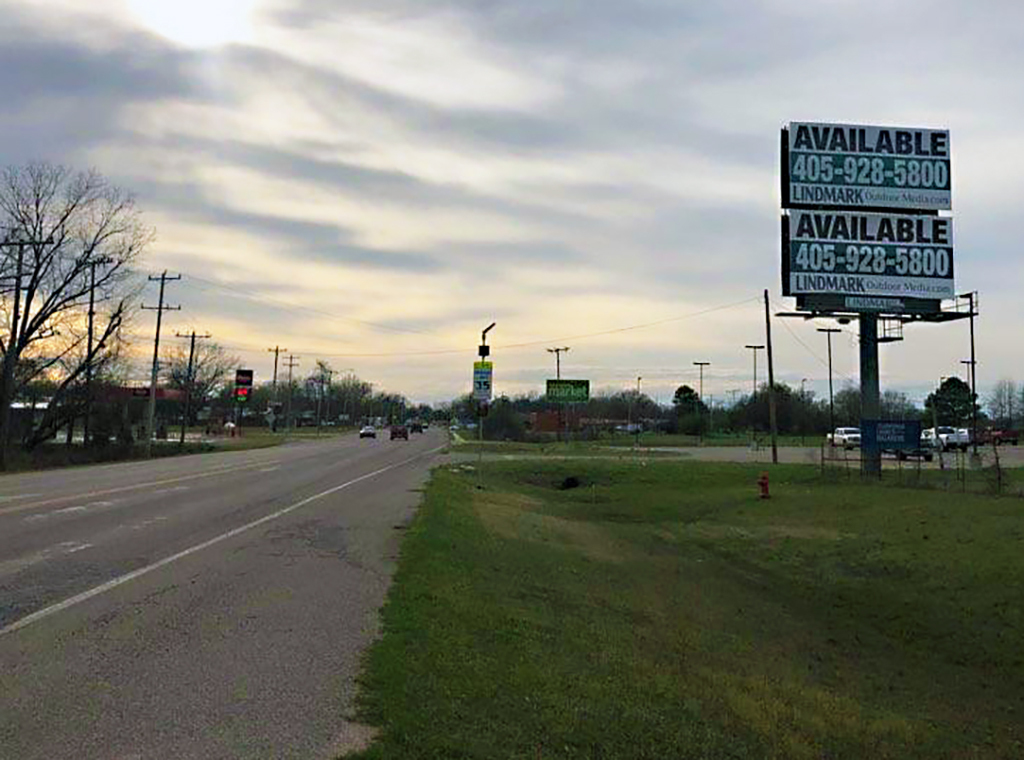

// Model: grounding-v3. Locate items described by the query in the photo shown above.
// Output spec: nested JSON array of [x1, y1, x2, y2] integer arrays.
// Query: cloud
[[3, 0, 1024, 404]]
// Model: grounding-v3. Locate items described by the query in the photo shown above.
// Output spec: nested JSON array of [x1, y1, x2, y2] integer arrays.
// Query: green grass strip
[[347, 460, 1024, 759]]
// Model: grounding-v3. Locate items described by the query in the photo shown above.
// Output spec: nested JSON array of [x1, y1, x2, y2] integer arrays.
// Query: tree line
[[446, 374, 993, 441]]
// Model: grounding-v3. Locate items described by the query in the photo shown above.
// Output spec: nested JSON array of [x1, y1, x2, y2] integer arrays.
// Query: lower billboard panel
[[797, 294, 941, 315]]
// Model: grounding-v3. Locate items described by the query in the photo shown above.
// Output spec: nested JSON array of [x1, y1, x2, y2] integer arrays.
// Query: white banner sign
[[784, 210, 955, 300], [785, 122, 951, 211]]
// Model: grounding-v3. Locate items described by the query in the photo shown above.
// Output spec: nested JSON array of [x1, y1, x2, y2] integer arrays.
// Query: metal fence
[[819, 443, 1024, 497]]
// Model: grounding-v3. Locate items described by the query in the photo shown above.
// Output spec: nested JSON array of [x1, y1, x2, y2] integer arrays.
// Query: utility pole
[[141, 272, 181, 457], [818, 328, 840, 443], [267, 346, 286, 398], [693, 361, 710, 442], [0, 231, 53, 469], [959, 291, 979, 455], [175, 331, 210, 446], [81, 255, 114, 447], [283, 355, 300, 434], [764, 289, 778, 464], [315, 364, 333, 437]]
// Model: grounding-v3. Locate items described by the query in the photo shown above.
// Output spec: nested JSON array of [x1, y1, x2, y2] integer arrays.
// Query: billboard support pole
[[764, 290, 779, 464], [860, 314, 882, 477]]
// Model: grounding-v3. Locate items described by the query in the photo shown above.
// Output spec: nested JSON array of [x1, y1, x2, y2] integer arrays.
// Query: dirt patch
[[473, 490, 634, 564]]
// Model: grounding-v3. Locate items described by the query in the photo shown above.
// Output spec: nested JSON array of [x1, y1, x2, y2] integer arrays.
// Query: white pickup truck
[[922, 426, 970, 451], [827, 427, 861, 449]]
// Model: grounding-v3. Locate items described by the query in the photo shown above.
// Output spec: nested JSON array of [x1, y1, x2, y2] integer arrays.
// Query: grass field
[[347, 460, 1024, 759]]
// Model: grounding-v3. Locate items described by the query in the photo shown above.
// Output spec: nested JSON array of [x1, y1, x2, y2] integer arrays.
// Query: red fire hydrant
[[757, 472, 770, 499]]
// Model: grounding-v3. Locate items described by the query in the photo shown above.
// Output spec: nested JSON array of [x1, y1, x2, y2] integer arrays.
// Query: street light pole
[[693, 361, 710, 442], [744, 345, 764, 398], [744, 344, 765, 442], [818, 328, 840, 440], [547, 347, 570, 442], [959, 292, 979, 455], [635, 376, 642, 447], [546, 346, 570, 380]]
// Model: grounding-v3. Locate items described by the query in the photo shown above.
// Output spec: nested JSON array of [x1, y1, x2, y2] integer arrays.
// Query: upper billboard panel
[[784, 122, 951, 211]]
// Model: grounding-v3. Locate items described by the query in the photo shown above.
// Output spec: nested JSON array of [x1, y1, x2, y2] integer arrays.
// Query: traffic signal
[[235, 386, 250, 403]]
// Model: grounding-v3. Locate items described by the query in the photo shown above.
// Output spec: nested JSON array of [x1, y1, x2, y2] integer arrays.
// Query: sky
[[2, 0, 1022, 406]]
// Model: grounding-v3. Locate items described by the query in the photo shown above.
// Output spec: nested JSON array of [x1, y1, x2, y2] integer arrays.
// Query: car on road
[[359, 425, 376, 439], [390, 425, 409, 440], [410, 422, 424, 433], [827, 427, 861, 449]]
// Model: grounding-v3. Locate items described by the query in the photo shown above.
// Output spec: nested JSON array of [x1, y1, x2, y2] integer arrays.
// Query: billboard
[[782, 210, 954, 301], [783, 122, 951, 211], [546, 379, 590, 403]]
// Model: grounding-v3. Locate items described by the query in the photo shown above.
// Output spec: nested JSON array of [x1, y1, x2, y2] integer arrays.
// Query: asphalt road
[[0, 429, 446, 759]]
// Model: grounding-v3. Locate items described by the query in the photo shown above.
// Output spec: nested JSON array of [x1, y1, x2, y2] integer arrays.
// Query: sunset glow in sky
[[3, 0, 1022, 404]]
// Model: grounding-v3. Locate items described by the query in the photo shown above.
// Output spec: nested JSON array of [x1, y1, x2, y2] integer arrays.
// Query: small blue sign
[[860, 419, 922, 450]]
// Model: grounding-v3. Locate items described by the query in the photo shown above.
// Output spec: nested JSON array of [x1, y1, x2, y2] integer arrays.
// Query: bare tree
[[0, 163, 152, 460], [164, 341, 239, 425], [986, 379, 1018, 429]]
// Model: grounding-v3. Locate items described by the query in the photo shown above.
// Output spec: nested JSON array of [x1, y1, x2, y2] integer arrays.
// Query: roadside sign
[[235, 369, 254, 387], [546, 379, 590, 403], [782, 210, 954, 301], [861, 420, 922, 450], [473, 361, 493, 402], [783, 122, 951, 211]]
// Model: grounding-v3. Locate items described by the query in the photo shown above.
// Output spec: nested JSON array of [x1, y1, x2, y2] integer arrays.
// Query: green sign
[[546, 379, 589, 403]]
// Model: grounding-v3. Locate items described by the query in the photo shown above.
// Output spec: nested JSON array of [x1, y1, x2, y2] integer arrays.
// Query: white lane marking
[[0, 460, 280, 518], [258, 466, 280, 473], [0, 541, 96, 578], [0, 493, 43, 503], [150, 486, 191, 496], [0, 445, 445, 638], [24, 500, 117, 522], [53, 506, 87, 515], [59, 542, 93, 554]]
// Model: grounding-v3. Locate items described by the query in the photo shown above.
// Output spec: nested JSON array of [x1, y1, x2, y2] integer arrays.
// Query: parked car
[[390, 425, 409, 440], [977, 428, 1020, 446], [885, 436, 935, 462], [359, 425, 376, 439], [923, 426, 969, 451], [827, 427, 861, 449]]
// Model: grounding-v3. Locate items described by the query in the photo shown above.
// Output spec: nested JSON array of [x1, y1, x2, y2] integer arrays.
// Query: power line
[[133, 267, 440, 338], [122, 294, 762, 360]]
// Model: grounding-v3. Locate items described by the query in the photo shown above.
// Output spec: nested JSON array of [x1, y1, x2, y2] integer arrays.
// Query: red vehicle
[[390, 425, 409, 440], [977, 428, 1020, 446]]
